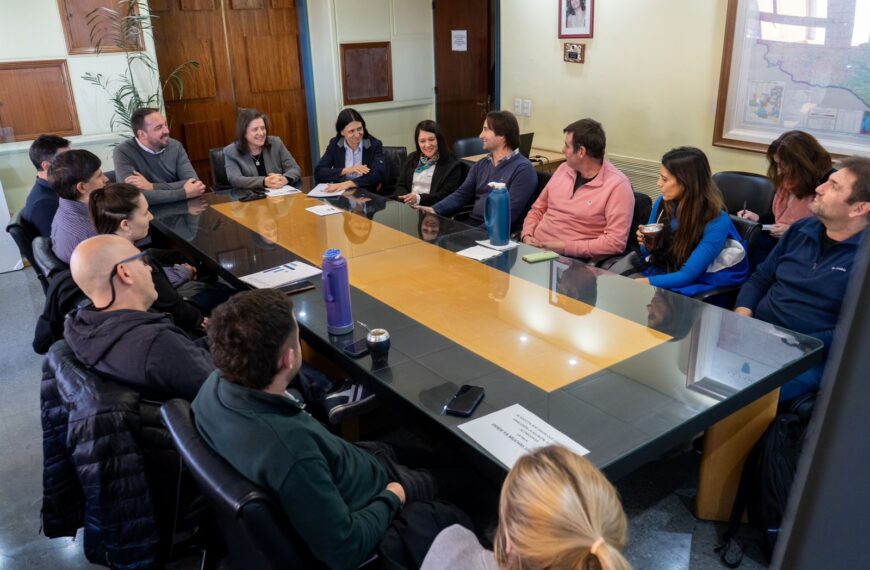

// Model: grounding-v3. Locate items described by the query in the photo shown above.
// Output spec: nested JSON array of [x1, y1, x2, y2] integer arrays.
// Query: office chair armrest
[[692, 285, 741, 309]]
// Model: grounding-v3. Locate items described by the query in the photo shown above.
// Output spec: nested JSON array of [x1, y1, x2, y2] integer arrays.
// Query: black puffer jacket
[[41, 340, 181, 569]]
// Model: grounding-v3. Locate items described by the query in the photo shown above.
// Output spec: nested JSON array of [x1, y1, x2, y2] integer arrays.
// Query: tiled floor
[[0, 267, 766, 569]]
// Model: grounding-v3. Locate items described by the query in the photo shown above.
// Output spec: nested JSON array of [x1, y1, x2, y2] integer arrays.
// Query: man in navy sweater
[[417, 111, 537, 233], [20, 134, 70, 237], [735, 156, 870, 401]]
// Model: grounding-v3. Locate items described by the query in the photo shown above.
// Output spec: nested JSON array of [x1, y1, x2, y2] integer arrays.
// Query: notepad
[[456, 245, 503, 261], [306, 204, 343, 216], [266, 185, 301, 197], [239, 261, 322, 289], [762, 224, 775, 231], [308, 183, 345, 198], [476, 239, 519, 251]]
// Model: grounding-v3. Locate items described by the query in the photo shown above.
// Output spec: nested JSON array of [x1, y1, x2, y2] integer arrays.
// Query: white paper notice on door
[[451, 30, 468, 51], [458, 404, 589, 469]]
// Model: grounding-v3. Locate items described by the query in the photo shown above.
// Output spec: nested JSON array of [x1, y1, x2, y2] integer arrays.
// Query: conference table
[[150, 179, 823, 520]]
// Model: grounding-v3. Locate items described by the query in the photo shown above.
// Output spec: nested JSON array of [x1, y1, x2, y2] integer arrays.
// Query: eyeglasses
[[93, 250, 151, 311]]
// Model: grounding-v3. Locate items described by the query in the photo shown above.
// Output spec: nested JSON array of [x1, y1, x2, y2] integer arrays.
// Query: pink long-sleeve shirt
[[521, 160, 634, 258], [771, 186, 814, 226]]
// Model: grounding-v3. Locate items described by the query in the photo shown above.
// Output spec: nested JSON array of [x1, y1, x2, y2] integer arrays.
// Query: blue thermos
[[322, 249, 354, 335], [485, 182, 510, 246]]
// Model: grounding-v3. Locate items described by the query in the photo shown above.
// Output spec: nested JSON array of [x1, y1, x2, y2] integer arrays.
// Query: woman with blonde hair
[[420, 445, 631, 570]]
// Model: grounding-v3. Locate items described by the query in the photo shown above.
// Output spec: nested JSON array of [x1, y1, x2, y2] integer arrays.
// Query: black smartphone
[[342, 338, 370, 359], [276, 280, 315, 296], [444, 385, 485, 417], [239, 193, 266, 202]]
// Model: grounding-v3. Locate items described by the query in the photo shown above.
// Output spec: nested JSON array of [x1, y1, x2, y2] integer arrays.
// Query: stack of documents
[[456, 245, 503, 262], [308, 183, 345, 198], [240, 261, 322, 289], [266, 186, 301, 197]]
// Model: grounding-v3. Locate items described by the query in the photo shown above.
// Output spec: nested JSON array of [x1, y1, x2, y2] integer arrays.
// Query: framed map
[[714, 0, 870, 156]]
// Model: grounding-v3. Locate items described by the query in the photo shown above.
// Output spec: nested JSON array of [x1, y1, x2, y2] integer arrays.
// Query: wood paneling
[[182, 119, 224, 162], [58, 0, 144, 54], [340, 42, 393, 105], [148, 0, 171, 12], [162, 39, 218, 101], [231, 0, 265, 8], [0, 60, 80, 141], [270, 0, 294, 7], [179, 0, 214, 10], [244, 35, 300, 92]]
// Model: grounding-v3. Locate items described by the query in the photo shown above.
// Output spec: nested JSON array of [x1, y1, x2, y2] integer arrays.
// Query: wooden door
[[223, 0, 311, 174], [149, 0, 236, 188], [149, 0, 310, 186], [433, 0, 492, 145]]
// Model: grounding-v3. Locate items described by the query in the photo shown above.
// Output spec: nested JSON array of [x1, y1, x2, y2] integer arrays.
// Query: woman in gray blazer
[[223, 108, 302, 189]]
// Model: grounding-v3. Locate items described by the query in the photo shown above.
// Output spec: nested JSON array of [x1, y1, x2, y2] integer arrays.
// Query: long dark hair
[[335, 108, 373, 140], [411, 120, 451, 162], [235, 108, 271, 155], [766, 130, 832, 199], [660, 147, 725, 268], [566, 0, 586, 16], [89, 183, 142, 235]]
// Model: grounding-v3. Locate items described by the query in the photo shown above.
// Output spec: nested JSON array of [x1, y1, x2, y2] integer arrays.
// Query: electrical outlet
[[514, 98, 523, 115], [522, 99, 532, 117]]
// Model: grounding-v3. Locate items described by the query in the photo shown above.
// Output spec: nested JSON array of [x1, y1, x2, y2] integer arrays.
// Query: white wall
[[0, 0, 160, 212], [500, 0, 768, 175], [307, 0, 436, 153]]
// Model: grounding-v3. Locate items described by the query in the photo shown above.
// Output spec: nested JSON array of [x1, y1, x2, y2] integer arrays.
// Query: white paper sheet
[[456, 245, 503, 261], [476, 239, 519, 251], [266, 185, 301, 197], [239, 261, 322, 289], [459, 404, 589, 469], [307, 183, 346, 198], [306, 204, 343, 216], [451, 30, 468, 51], [762, 224, 775, 231]]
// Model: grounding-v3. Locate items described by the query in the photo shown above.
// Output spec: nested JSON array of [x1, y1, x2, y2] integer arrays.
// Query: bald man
[[65, 235, 213, 401]]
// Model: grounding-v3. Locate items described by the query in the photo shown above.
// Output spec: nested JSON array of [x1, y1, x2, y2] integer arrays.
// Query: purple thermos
[[322, 248, 354, 334]]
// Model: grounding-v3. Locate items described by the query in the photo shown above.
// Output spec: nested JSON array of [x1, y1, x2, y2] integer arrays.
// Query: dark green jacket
[[192, 373, 401, 569]]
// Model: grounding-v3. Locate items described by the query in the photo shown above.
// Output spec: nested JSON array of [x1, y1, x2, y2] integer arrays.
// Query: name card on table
[[458, 404, 589, 469]]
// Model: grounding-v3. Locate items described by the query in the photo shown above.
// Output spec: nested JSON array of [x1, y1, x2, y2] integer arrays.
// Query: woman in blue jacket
[[632, 146, 749, 296], [314, 108, 385, 193]]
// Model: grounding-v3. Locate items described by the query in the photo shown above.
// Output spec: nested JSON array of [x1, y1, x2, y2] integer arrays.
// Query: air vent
[[608, 154, 661, 201]]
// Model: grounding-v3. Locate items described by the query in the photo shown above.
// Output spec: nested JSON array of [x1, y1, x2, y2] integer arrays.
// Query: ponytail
[[88, 182, 142, 235]]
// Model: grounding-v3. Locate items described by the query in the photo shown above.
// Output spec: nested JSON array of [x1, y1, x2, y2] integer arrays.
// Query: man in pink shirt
[[521, 119, 634, 258]]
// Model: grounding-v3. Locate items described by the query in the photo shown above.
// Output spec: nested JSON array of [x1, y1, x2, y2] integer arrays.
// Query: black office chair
[[32, 236, 68, 282], [6, 210, 49, 292], [379, 146, 408, 197], [452, 137, 485, 158], [161, 399, 371, 570], [692, 214, 761, 307], [589, 191, 653, 268], [209, 148, 232, 191], [103, 170, 117, 183], [713, 171, 776, 223]]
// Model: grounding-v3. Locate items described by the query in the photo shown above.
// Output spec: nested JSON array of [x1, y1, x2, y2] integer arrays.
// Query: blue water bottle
[[322, 249, 354, 335], [485, 182, 510, 246]]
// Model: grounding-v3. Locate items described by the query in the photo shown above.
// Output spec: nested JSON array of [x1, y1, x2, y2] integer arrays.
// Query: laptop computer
[[518, 132, 534, 158]]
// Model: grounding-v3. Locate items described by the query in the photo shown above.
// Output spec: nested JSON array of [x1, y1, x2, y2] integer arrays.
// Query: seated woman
[[396, 120, 463, 206], [420, 445, 631, 570], [314, 108, 385, 193], [223, 108, 302, 190], [739, 130, 833, 237], [89, 183, 232, 335], [615, 147, 749, 297]]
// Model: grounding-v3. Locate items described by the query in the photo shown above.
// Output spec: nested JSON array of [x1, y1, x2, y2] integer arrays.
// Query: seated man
[[49, 150, 108, 263], [113, 107, 207, 205], [418, 111, 537, 233], [193, 289, 468, 569], [66, 235, 373, 415], [20, 134, 70, 237], [520, 119, 634, 258], [67, 235, 212, 401], [735, 157, 870, 402]]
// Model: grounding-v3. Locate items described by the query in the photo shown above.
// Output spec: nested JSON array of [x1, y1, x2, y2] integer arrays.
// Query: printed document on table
[[308, 183, 345, 198], [306, 204, 343, 216], [459, 404, 589, 469], [266, 185, 301, 197], [239, 261, 322, 289], [456, 245, 502, 262]]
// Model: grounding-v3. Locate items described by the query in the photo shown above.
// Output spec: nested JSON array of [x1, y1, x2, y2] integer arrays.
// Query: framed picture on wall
[[559, 0, 593, 38]]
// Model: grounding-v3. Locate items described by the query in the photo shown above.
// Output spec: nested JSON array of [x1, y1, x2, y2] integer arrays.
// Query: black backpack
[[715, 393, 816, 567]]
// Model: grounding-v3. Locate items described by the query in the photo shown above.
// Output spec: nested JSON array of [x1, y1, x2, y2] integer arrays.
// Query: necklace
[[253, 154, 262, 166]]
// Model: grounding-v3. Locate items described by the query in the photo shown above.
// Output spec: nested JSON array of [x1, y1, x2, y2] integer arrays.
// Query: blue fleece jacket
[[736, 216, 865, 399], [433, 150, 537, 232], [641, 196, 734, 289]]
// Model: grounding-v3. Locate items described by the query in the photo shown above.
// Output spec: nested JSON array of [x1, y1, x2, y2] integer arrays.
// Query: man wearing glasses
[[65, 235, 213, 401]]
